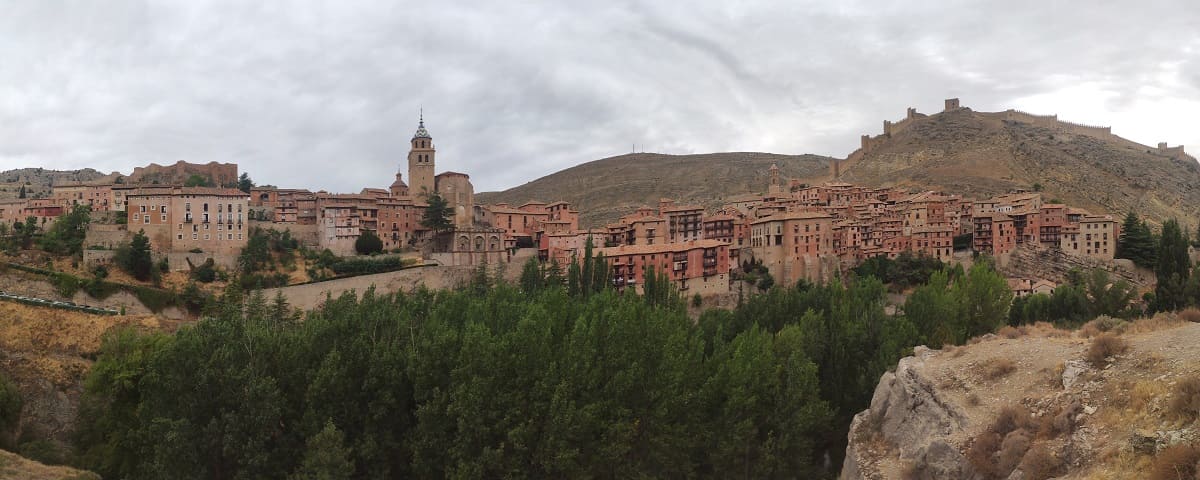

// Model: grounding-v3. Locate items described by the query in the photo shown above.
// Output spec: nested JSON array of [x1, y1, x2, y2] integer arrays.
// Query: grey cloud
[[0, 0, 1197, 193]]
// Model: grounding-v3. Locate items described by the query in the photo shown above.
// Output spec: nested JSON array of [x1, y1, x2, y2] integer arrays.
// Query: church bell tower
[[408, 111, 436, 200]]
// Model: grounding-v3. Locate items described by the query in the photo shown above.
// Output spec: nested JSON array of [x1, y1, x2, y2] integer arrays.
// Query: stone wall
[[266, 264, 474, 312], [83, 249, 236, 272], [84, 224, 130, 250]]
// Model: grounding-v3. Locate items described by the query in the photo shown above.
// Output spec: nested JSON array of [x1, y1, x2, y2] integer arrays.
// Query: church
[[389, 113, 474, 228], [389, 114, 507, 265]]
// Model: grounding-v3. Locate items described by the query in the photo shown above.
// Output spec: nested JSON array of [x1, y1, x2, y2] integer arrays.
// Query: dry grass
[[1179, 308, 1200, 324], [1123, 312, 1187, 335], [998, 325, 1024, 339], [1148, 444, 1200, 480], [0, 449, 100, 480], [982, 358, 1018, 380], [967, 393, 981, 406], [1032, 321, 1071, 338], [1080, 315, 1128, 338], [1087, 333, 1129, 367], [967, 405, 1037, 478], [1169, 376, 1200, 422]]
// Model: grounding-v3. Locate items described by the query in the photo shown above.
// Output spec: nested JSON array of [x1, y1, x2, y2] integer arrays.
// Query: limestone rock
[[1061, 359, 1088, 389]]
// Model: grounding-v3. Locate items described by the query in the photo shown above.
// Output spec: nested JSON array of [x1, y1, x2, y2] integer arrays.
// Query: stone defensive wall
[[1002, 109, 1112, 137], [129, 160, 238, 185]]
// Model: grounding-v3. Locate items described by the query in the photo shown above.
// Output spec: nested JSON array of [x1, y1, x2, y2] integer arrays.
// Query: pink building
[[599, 239, 730, 296]]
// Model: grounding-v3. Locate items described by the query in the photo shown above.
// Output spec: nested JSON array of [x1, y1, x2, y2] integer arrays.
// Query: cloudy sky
[[1, 1, 1198, 193]]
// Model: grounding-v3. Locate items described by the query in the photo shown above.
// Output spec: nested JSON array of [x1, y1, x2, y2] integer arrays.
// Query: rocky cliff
[[842, 316, 1200, 480]]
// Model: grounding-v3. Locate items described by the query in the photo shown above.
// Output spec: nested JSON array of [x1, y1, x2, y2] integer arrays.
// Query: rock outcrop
[[841, 318, 1200, 480]]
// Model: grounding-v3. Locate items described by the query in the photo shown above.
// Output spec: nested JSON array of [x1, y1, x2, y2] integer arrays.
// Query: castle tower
[[408, 112, 436, 200]]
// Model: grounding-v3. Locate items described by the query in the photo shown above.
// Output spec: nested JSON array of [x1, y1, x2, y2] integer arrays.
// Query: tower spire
[[419, 107, 424, 127]]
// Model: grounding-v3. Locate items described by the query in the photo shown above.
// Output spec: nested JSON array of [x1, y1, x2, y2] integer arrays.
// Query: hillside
[[0, 301, 169, 458], [0, 449, 97, 480], [842, 314, 1200, 479], [838, 107, 1200, 227], [0, 168, 113, 200], [476, 152, 834, 227]]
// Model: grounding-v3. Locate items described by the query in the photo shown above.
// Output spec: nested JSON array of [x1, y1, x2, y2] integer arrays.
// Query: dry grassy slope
[[0, 449, 97, 480], [0, 302, 170, 444], [476, 152, 834, 227], [840, 109, 1200, 227]]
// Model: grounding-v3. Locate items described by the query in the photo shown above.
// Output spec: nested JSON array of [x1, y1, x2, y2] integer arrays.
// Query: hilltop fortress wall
[[830, 98, 1191, 179], [129, 160, 238, 186]]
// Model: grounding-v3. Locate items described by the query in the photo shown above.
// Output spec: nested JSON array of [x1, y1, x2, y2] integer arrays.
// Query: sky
[[1, 1, 1198, 193]]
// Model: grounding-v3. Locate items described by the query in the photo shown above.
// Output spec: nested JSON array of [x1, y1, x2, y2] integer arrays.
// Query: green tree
[[115, 229, 154, 281], [291, 419, 353, 480], [518, 257, 544, 294], [17, 185, 25, 199], [183, 174, 213, 187], [354, 230, 383, 255], [16, 215, 38, 249], [420, 193, 453, 233], [1155, 219, 1192, 311], [1117, 212, 1157, 269], [39, 204, 91, 256], [955, 258, 1012, 339], [0, 373, 21, 436], [904, 270, 960, 345], [239, 227, 272, 274], [238, 172, 255, 194], [1086, 268, 1136, 318]]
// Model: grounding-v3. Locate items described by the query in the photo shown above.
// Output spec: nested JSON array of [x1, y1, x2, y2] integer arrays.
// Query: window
[[160, 214, 166, 221], [192, 233, 198, 240], [204, 234, 210, 240], [144, 216, 149, 224], [139, 205, 146, 212], [186, 202, 191, 211], [160, 205, 167, 213], [177, 234, 183, 240]]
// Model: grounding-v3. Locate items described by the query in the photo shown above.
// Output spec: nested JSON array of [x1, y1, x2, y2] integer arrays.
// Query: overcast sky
[[1, 1, 1197, 193]]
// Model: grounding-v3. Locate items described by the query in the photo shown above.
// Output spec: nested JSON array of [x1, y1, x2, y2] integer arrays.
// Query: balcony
[[703, 258, 717, 267]]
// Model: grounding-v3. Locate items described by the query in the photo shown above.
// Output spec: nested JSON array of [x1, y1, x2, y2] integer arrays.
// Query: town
[[0, 105, 1127, 303]]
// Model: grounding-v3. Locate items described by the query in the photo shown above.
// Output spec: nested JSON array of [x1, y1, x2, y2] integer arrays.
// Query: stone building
[[598, 239, 731, 296], [125, 186, 250, 255]]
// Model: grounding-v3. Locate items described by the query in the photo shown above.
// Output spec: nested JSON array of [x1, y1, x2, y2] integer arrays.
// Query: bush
[[1086, 333, 1129, 367], [1019, 445, 1064, 480], [355, 230, 383, 255], [52, 273, 81, 297], [18, 438, 63, 465], [1180, 308, 1200, 324], [1148, 444, 1199, 480], [1169, 376, 1200, 422], [329, 256, 414, 276], [983, 358, 1017, 380], [967, 405, 1034, 477], [191, 259, 217, 283], [0, 374, 21, 432]]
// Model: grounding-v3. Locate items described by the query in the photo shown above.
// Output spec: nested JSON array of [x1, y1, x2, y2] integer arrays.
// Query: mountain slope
[[838, 107, 1200, 226], [477, 152, 834, 227]]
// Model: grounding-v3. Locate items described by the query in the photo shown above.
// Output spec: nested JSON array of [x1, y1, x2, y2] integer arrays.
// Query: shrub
[[998, 429, 1032, 473], [1148, 444, 1199, 480], [1087, 333, 1129, 367], [998, 326, 1023, 339], [1080, 315, 1129, 338], [966, 432, 1002, 477], [18, 438, 63, 465], [1180, 308, 1200, 324], [329, 256, 414, 276], [1019, 445, 1064, 480], [1169, 376, 1200, 422], [983, 358, 1017, 380], [191, 259, 217, 283], [0, 373, 21, 432], [52, 273, 81, 297]]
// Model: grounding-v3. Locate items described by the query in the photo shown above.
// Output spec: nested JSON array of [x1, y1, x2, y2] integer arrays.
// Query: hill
[[0, 168, 113, 201], [837, 105, 1200, 227], [842, 314, 1200, 479], [477, 152, 834, 227]]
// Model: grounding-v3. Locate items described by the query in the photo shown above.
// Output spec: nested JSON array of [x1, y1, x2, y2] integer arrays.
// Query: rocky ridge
[[842, 316, 1200, 480]]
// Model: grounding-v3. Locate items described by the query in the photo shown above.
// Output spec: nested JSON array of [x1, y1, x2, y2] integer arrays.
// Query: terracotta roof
[[661, 204, 704, 213]]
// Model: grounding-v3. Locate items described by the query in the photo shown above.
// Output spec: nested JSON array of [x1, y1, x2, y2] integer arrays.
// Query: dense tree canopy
[[419, 193, 453, 233], [353, 230, 383, 255], [1116, 212, 1158, 269]]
